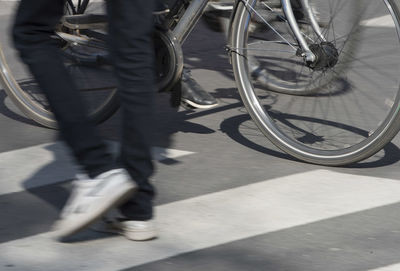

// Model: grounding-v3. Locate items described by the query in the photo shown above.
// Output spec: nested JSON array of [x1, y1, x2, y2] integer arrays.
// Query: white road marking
[[1, 170, 400, 271], [0, 1, 17, 16], [0, 141, 195, 195], [368, 263, 400, 271], [361, 15, 395, 28]]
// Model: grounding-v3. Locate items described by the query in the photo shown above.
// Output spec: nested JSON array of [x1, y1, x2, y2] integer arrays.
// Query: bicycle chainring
[[154, 28, 184, 92]]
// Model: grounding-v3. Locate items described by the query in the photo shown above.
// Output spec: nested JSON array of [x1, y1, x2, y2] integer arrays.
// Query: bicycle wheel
[[0, 0, 119, 129], [230, 0, 400, 165], [235, 0, 360, 95]]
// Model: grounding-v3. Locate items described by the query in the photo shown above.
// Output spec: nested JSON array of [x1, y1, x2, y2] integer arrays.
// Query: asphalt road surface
[[0, 2, 400, 271]]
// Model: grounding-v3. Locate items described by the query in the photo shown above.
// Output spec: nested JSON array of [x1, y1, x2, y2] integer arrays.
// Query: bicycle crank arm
[[56, 32, 107, 50], [62, 14, 107, 30]]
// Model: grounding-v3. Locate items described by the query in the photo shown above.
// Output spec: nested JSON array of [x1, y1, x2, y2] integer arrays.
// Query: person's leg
[[12, 0, 115, 177], [12, 0, 138, 241], [106, 0, 157, 221]]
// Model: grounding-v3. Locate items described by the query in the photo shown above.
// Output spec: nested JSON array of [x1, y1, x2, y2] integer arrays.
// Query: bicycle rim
[[0, 1, 118, 129], [231, 0, 400, 165]]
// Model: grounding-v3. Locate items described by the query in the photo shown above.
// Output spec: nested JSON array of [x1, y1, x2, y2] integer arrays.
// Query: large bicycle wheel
[[236, 0, 360, 95], [230, 0, 400, 165], [0, 0, 119, 129]]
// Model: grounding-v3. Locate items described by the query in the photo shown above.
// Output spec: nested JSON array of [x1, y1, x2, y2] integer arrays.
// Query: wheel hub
[[306, 42, 339, 71]]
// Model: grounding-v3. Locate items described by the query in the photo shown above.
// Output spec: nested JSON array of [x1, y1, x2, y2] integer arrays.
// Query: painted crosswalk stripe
[[368, 263, 400, 271], [1, 170, 400, 271], [0, 141, 195, 195], [361, 15, 396, 27]]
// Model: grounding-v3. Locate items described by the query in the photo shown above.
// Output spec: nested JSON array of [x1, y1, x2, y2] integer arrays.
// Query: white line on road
[[361, 15, 395, 28], [0, 141, 195, 195], [368, 263, 400, 271], [1, 170, 400, 271]]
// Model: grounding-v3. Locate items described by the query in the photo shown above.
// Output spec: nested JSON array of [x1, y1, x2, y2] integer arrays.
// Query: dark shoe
[[181, 68, 218, 109]]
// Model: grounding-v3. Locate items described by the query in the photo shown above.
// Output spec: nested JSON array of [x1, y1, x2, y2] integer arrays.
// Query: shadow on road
[[0, 89, 40, 126], [221, 113, 400, 168]]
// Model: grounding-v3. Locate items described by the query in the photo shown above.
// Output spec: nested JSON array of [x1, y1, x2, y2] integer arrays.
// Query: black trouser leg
[[106, 0, 157, 220], [13, 0, 158, 220], [12, 0, 115, 178], [291, 0, 305, 20]]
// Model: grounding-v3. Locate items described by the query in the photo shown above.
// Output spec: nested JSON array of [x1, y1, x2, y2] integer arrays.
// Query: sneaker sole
[[124, 228, 157, 241], [181, 99, 218, 109], [55, 182, 136, 241], [91, 220, 157, 241]]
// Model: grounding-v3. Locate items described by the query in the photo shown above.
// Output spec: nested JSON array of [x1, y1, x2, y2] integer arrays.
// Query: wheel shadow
[[221, 113, 400, 168], [0, 89, 40, 126]]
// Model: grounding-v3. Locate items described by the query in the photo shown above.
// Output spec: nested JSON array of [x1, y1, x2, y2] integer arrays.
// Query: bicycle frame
[[66, 0, 323, 63], [172, 0, 323, 62], [281, 0, 324, 62], [172, 0, 210, 43]]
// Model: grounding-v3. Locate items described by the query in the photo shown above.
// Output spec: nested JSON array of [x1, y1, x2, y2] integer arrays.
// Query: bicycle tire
[[230, 0, 400, 165], [0, 0, 119, 129]]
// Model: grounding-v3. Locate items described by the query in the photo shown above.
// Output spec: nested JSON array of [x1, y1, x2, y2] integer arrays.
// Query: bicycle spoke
[[231, 0, 400, 164], [242, 0, 298, 52]]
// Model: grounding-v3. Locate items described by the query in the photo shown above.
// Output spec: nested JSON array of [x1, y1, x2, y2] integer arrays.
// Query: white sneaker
[[53, 168, 136, 240], [91, 210, 157, 241]]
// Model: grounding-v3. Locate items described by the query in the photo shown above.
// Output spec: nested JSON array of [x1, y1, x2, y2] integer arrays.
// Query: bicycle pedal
[[62, 14, 108, 30]]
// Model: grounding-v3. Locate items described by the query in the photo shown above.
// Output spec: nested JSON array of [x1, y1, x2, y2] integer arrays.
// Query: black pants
[[291, 0, 305, 20], [12, 0, 156, 220]]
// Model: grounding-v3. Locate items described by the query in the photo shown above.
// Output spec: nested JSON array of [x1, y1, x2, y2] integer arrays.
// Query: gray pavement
[[0, 5, 400, 271]]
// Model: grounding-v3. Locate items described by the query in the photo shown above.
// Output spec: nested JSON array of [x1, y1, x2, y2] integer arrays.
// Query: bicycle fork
[[172, 0, 327, 66], [281, 0, 325, 63]]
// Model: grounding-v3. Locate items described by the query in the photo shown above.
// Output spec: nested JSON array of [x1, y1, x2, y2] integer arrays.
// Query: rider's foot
[[181, 68, 218, 109]]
